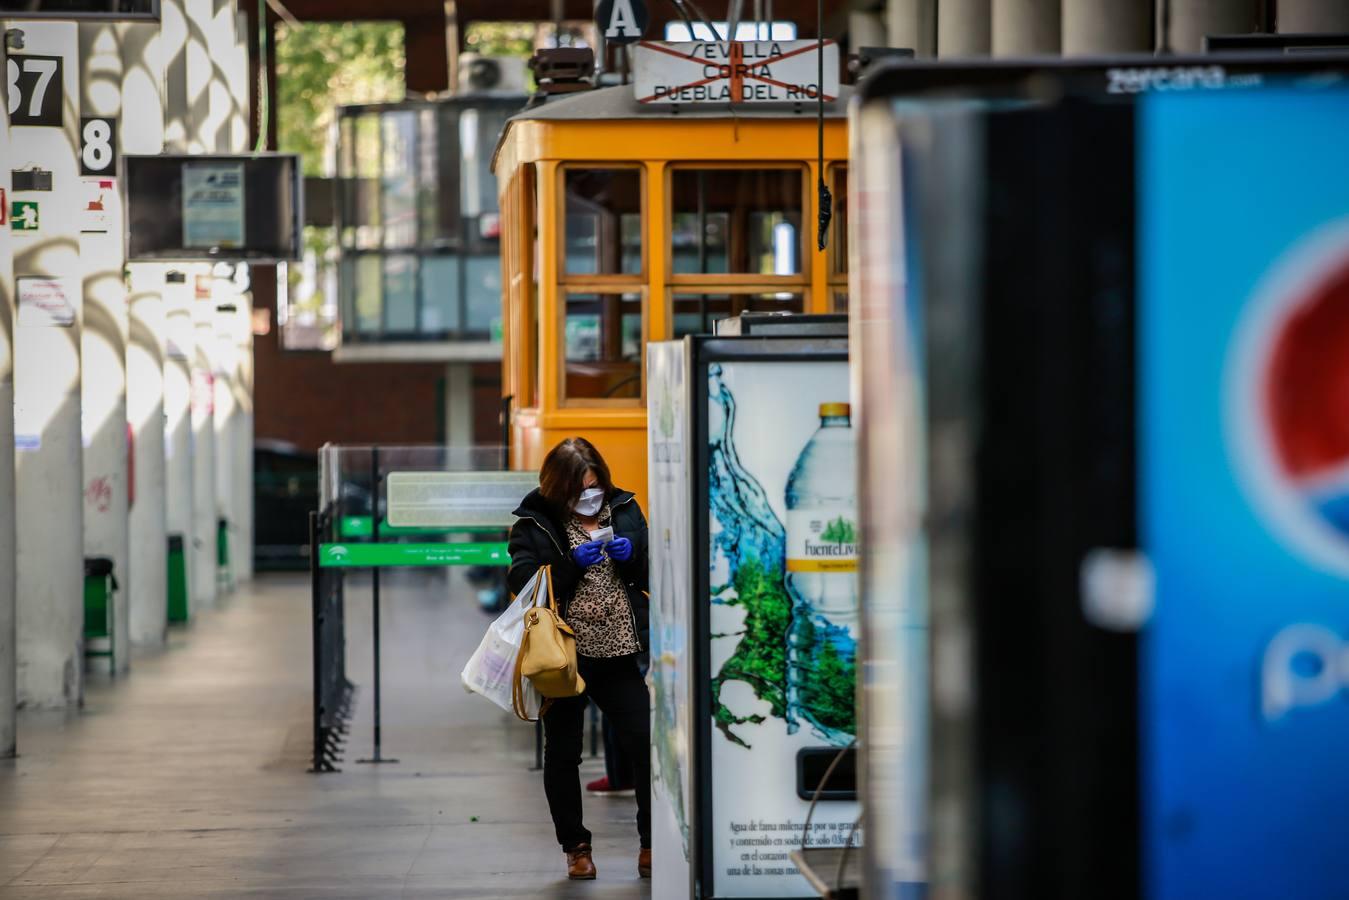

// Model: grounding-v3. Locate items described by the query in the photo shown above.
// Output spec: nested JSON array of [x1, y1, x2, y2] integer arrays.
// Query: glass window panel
[[383, 255, 418, 333], [465, 254, 502, 336], [671, 292, 802, 338], [670, 169, 803, 275], [564, 169, 642, 276], [420, 255, 461, 335], [461, 106, 509, 218], [382, 112, 418, 249], [354, 255, 383, 334], [833, 291, 849, 314], [418, 108, 441, 247], [565, 292, 642, 400]]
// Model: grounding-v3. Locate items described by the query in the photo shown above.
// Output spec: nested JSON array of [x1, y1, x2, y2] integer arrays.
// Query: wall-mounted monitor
[[0, 0, 159, 19], [125, 154, 303, 263]]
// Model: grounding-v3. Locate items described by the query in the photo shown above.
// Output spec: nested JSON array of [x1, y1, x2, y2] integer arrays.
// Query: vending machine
[[649, 324, 860, 900], [853, 60, 1349, 900]]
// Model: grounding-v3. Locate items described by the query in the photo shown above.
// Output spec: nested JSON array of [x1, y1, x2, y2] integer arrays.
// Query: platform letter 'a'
[[606, 0, 640, 39]]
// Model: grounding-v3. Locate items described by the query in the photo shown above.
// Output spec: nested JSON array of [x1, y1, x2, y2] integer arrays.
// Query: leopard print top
[[565, 505, 641, 659]]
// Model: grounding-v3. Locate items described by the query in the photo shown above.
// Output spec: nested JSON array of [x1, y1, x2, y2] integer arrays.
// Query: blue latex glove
[[606, 536, 633, 563], [572, 540, 605, 568]]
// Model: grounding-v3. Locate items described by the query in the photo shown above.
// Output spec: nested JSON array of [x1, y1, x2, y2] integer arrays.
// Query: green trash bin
[[167, 534, 189, 623], [217, 517, 231, 592], [83, 556, 116, 675]]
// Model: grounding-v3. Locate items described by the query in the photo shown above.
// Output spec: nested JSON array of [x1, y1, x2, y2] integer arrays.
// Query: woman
[[508, 437, 651, 881]]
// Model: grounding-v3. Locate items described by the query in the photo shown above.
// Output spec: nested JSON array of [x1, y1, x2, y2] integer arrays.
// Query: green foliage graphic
[[820, 516, 856, 545], [710, 557, 790, 748], [792, 615, 856, 735]]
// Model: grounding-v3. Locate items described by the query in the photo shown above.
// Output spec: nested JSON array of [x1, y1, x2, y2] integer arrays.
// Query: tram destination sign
[[634, 40, 838, 105]]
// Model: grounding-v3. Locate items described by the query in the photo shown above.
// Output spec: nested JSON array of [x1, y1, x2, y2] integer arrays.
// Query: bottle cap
[[819, 402, 850, 418]]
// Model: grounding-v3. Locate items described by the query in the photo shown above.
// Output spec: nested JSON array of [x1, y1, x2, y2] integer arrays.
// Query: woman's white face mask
[[575, 487, 604, 517]]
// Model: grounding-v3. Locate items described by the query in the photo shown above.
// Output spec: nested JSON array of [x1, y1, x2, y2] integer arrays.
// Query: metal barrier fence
[[309, 508, 354, 773], [307, 445, 538, 772]]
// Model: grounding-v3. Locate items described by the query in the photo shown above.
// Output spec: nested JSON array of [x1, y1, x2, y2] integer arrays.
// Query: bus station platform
[[0, 571, 650, 899]]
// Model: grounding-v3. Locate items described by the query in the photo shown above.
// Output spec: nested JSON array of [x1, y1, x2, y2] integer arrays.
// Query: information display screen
[[126, 154, 303, 262], [0, 0, 158, 19]]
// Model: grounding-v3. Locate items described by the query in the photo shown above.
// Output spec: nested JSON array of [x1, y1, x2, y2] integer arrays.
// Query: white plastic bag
[[461, 568, 546, 717]]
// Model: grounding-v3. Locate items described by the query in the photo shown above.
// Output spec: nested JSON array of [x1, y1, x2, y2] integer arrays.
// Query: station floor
[[0, 570, 652, 898]]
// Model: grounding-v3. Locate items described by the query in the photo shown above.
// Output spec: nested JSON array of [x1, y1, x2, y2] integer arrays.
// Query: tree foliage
[[275, 22, 407, 177]]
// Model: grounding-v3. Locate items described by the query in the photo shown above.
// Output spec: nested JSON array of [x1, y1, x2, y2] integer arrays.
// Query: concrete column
[[211, 269, 236, 595], [8, 21, 85, 708], [206, 0, 235, 153], [888, 0, 937, 57], [120, 21, 169, 647], [233, 286, 253, 582], [231, 10, 249, 154], [1063, 0, 1152, 54], [162, 0, 190, 151], [1278, 1, 1349, 32], [229, 13, 254, 582], [190, 267, 218, 613], [0, 46, 17, 756], [184, 0, 215, 152], [163, 270, 195, 616], [126, 264, 168, 645], [993, 0, 1060, 55], [78, 23, 131, 675], [445, 364, 474, 447], [938, 0, 991, 56], [1166, 0, 1261, 54]]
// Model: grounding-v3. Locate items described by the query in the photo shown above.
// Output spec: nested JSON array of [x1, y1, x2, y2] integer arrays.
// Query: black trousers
[[543, 653, 651, 851]]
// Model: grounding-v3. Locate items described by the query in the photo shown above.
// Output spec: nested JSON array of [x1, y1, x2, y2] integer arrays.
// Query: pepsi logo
[[1227, 220, 1349, 577]]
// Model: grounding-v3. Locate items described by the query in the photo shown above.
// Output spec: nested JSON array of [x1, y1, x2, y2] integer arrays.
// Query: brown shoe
[[638, 847, 652, 878], [566, 844, 597, 880]]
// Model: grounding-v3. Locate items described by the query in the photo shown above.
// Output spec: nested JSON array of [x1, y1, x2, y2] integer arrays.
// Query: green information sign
[[12, 201, 39, 232], [318, 541, 510, 568]]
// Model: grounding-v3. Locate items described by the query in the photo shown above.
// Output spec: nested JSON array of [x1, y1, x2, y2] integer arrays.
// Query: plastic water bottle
[[784, 402, 859, 740]]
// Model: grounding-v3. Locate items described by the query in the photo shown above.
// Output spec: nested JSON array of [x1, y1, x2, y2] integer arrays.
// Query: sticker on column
[[15, 434, 40, 452], [17, 276, 76, 327], [11, 200, 39, 232], [80, 178, 114, 234]]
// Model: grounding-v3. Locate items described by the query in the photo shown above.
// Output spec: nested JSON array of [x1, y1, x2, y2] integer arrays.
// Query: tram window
[[564, 293, 643, 400], [670, 169, 803, 275], [672, 292, 803, 338], [832, 166, 848, 276], [564, 169, 643, 276]]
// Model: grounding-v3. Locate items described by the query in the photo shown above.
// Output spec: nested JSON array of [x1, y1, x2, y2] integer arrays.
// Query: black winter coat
[[507, 487, 650, 652]]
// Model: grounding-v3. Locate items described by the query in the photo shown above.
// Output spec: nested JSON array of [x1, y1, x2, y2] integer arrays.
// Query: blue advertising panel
[[1140, 88, 1349, 899]]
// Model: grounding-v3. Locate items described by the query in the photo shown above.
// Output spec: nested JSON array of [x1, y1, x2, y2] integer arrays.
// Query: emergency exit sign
[[634, 40, 838, 104]]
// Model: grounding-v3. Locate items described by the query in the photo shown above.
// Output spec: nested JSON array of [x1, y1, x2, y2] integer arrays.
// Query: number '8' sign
[[80, 117, 118, 175]]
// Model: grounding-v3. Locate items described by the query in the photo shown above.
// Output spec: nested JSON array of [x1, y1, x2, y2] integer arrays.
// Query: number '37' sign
[[6, 55, 64, 127]]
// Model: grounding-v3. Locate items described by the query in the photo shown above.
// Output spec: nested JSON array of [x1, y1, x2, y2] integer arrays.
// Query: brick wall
[[252, 269, 502, 452]]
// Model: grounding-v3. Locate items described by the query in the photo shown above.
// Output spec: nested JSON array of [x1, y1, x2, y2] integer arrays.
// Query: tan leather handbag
[[512, 566, 585, 720]]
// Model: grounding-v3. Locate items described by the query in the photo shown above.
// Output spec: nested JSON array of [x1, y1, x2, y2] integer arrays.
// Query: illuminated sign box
[[125, 153, 303, 263]]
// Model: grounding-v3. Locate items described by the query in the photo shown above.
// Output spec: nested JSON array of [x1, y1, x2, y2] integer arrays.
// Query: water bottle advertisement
[[648, 341, 694, 900], [700, 355, 860, 898], [1140, 88, 1349, 899]]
